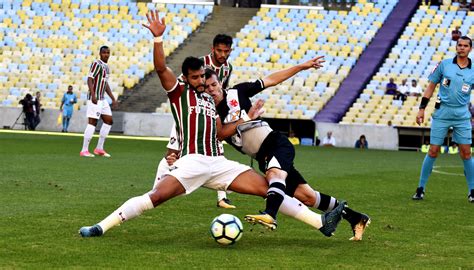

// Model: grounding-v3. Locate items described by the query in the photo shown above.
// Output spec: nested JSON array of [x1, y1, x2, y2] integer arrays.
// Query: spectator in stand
[[322, 131, 336, 147], [354, 135, 368, 149], [408, 79, 422, 97], [452, 26, 462, 41], [397, 79, 409, 101], [288, 131, 300, 145], [385, 78, 398, 95]]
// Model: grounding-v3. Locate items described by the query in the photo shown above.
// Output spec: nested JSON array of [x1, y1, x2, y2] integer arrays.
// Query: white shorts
[[86, 100, 112, 119], [165, 154, 251, 194]]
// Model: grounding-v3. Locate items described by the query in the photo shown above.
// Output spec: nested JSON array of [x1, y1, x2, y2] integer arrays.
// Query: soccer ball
[[210, 214, 243, 245]]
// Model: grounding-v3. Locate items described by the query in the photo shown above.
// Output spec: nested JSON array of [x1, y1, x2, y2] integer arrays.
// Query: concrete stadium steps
[[118, 6, 258, 112]]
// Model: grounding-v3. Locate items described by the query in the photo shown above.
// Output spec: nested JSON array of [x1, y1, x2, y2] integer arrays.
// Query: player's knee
[[428, 148, 439, 158], [266, 168, 287, 180], [460, 151, 471, 160], [148, 189, 164, 207]]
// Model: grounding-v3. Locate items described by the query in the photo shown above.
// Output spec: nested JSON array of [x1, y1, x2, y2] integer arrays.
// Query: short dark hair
[[457, 36, 472, 47], [100, 46, 109, 52], [205, 68, 218, 80], [68, 85, 73, 88], [213, 34, 233, 47], [182, 57, 204, 76]]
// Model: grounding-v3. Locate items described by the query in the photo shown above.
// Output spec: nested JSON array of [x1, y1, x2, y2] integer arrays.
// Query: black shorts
[[256, 131, 307, 196]]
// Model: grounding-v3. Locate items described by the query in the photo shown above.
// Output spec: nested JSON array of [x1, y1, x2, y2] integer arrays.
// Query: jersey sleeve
[[73, 94, 77, 103], [428, 61, 443, 84], [233, 79, 265, 98], [88, 61, 101, 78], [222, 63, 233, 89], [61, 94, 66, 103], [166, 80, 184, 103]]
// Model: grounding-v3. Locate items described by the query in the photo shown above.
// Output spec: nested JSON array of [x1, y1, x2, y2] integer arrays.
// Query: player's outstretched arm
[[216, 99, 265, 141], [262, 56, 325, 89], [416, 82, 436, 125], [142, 10, 177, 91]]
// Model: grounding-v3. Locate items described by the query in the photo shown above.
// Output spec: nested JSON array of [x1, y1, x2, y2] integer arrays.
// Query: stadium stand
[[340, 3, 474, 127], [0, 0, 212, 111], [215, 0, 399, 120]]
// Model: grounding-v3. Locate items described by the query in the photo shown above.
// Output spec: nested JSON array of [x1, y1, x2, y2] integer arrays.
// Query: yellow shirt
[[421, 144, 429, 153], [288, 137, 300, 145]]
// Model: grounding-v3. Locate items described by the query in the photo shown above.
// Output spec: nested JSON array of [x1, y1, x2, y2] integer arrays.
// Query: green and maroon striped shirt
[[88, 59, 110, 100], [167, 81, 222, 157], [201, 54, 233, 89]]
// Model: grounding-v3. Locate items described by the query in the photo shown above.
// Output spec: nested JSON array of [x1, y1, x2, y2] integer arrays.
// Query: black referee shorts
[[256, 131, 307, 196]]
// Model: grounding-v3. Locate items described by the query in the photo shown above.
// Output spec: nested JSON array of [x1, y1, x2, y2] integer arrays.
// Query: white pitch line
[[432, 165, 464, 177]]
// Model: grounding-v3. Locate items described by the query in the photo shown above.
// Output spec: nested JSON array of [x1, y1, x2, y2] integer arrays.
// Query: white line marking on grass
[[432, 165, 464, 176], [0, 129, 169, 142]]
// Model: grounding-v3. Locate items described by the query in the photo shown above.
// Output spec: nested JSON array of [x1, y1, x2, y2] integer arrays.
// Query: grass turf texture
[[0, 132, 473, 269]]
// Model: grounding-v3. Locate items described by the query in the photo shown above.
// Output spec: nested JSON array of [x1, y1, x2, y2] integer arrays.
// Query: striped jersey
[[88, 59, 110, 100], [167, 80, 222, 157], [200, 54, 233, 89]]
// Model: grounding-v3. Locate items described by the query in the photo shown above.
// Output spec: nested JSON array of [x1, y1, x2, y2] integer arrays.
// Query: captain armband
[[419, 97, 429, 109]]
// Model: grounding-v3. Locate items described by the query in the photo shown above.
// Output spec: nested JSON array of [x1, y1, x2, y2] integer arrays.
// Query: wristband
[[241, 114, 251, 122], [419, 97, 429, 109], [154, 36, 163, 43]]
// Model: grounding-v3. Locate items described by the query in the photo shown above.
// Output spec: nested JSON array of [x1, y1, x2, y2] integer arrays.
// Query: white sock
[[81, 124, 96, 152], [98, 193, 154, 233], [279, 195, 323, 229], [153, 157, 170, 189], [217, 190, 227, 201], [97, 123, 112, 150]]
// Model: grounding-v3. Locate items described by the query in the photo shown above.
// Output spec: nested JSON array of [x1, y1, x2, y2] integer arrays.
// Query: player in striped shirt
[[79, 11, 345, 238], [201, 34, 233, 89], [80, 46, 118, 158]]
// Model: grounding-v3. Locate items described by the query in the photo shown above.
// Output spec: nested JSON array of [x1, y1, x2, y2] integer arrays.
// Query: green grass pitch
[[0, 132, 473, 268]]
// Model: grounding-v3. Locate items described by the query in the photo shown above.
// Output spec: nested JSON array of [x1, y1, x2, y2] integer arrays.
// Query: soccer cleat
[[412, 187, 424, 200], [94, 148, 111, 158], [319, 200, 346, 237], [244, 212, 277, 230], [468, 190, 474, 203], [79, 224, 103, 237], [217, 198, 236, 209], [349, 213, 371, 241], [80, 151, 95, 157]]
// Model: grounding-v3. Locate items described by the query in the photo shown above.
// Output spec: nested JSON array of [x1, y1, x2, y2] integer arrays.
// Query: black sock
[[315, 192, 361, 225], [264, 179, 286, 218]]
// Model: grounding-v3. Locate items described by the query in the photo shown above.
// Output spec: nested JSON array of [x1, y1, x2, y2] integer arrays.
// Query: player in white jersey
[[80, 46, 118, 158]]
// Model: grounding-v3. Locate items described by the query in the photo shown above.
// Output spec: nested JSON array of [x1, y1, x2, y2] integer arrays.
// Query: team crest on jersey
[[170, 137, 176, 145], [230, 99, 239, 107]]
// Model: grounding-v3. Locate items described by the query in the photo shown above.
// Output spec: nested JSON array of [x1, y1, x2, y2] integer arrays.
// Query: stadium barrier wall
[[0, 107, 174, 137], [316, 122, 398, 150], [0, 107, 397, 149]]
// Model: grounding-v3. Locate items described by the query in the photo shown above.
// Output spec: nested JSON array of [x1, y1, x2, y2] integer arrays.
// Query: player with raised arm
[[79, 10, 345, 238], [205, 64, 370, 240], [80, 46, 118, 158]]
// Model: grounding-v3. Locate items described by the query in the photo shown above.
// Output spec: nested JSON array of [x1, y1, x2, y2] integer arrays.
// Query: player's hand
[[166, 152, 178, 166], [416, 109, 425, 125], [248, 99, 265, 120], [91, 96, 98, 105], [301, 56, 325, 70], [142, 10, 166, 37], [111, 100, 118, 109]]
